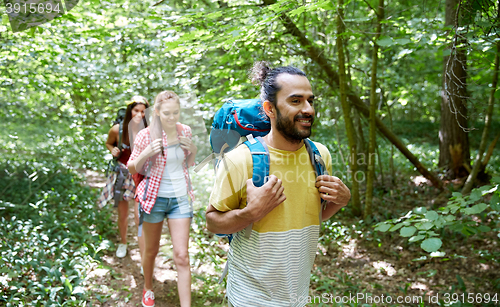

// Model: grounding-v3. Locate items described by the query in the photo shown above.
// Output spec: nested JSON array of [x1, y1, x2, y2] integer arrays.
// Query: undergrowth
[[0, 155, 114, 305]]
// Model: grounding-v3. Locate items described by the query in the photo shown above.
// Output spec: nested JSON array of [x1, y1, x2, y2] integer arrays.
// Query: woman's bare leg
[[142, 221, 163, 290], [167, 218, 191, 307]]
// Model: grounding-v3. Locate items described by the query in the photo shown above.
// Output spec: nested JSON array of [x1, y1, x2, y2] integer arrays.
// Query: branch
[[152, 0, 166, 7], [264, 0, 444, 189]]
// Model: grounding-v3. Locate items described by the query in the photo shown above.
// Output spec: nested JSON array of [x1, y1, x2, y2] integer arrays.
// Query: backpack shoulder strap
[[244, 135, 270, 188], [304, 138, 327, 177], [239, 135, 270, 240], [304, 138, 329, 221], [115, 121, 124, 160]]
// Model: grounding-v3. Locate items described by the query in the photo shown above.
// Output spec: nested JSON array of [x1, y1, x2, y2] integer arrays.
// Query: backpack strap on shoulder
[[116, 120, 124, 160], [304, 139, 329, 222], [304, 138, 327, 178], [142, 161, 153, 201], [245, 135, 270, 188], [240, 135, 270, 239]]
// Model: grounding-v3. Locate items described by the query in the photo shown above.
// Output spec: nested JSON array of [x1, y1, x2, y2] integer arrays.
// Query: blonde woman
[[128, 90, 196, 307]]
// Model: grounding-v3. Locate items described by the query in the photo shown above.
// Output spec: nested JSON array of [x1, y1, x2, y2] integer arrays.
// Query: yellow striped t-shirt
[[209, 141, 332, 307]]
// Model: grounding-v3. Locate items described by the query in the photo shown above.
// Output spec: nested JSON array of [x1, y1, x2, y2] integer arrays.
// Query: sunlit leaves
[[377, 36, 394, 47]]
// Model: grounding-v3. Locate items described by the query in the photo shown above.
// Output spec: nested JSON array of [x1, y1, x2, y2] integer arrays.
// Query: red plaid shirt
[[128, 123, 195, 214]]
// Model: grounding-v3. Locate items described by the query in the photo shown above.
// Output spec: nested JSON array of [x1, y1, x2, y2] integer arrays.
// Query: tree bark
[[354, 108, 367, 172], [337, 0, 362, 216], [482, 133, 500, 167], [365, 0, 384, 220], [439, 0, 471, 178], [462, 41, 499, 194], [276, 4, 444, 190]]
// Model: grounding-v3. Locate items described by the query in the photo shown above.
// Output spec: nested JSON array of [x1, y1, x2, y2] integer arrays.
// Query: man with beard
[[206, 62, 351, 307]]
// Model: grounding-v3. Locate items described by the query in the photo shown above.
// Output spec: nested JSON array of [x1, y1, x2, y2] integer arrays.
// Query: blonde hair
[[150, 90, 180, 141]]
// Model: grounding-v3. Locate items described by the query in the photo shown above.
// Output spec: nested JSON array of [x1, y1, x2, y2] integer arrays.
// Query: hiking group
[[98, 61, 351, 307]]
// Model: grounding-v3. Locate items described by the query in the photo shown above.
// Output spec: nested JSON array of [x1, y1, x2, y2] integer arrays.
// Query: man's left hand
[[315, 175, 351, 207]]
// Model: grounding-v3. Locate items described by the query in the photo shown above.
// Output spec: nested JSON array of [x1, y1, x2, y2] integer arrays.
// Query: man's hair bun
[[250, 61, 271, 85]]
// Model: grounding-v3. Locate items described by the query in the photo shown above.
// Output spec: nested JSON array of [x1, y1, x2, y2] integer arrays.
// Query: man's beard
[[275, 107, 314, 144]]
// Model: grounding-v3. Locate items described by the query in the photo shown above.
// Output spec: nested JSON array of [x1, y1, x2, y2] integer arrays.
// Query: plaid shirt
[[128, 123, 195, 214], [97, 162, 135, 208]]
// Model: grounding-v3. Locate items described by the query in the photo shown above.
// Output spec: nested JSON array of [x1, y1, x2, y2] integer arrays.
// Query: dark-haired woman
[[101, 95, 150, 259]]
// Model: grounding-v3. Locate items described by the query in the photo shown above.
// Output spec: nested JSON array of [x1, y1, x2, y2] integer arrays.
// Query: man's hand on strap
[[315, 175, 351, 208], [243, 175, 286, 223]]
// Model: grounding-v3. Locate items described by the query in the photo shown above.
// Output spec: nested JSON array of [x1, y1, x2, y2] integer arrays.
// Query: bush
[[0, 157, 114, 306], [374, 177, 500, 257]]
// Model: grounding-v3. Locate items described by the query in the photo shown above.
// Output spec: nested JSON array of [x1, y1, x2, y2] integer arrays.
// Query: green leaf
[[421, 238, 442, 253], [377, 36, 394, 47], [400, 226, 417, 237], [464, 203, 487, 215], [288, 6, 307, 17], [374, 223, 392, 232], [478, 225, 491, 232], [319, 0, 335, 10], [444, 215, 455, 222], [470, 189, 482, 201], [490, 193, 500, 210], [408, 235, 425, 243], [425, 210, 439, 221], [64, 278, 73, 293], [29, 27, 37, 37], [416, 222, 434, 230], [395, 38, 411, 45], [389, 223, 404, 232]]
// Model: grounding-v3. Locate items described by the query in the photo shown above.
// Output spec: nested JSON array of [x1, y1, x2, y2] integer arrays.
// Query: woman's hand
[[179, 136, 197, 154], [111, 147, 121, 157], [144, 138, 163, 158]]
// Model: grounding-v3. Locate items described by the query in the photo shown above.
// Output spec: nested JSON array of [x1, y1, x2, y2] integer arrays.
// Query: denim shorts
[[143, 195, 193, 223]]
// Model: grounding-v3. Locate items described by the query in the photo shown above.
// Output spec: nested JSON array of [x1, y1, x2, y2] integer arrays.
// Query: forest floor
[[83, 170, 500, 307]]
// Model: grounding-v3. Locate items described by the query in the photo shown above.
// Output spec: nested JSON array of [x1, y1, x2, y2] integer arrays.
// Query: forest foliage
[[0, 0, 499, 305]]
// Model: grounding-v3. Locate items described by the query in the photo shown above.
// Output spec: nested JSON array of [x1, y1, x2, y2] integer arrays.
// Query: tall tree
[[439, 0, 471, 178], [365, 0, 384, 220], [336, 0, 361, 216], [462, 41, 499, 193]]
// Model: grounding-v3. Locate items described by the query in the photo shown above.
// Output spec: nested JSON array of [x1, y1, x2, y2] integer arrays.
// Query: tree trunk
[[376, 140, 385, 186], [364, 0, 384, 220], [354, 108, 367, 172], [383, 93, 396, 185], [337, 0, 362, 216], [482, 133, 500, 167], [439, 0, 470, 178], [274, 3, 444, 190], [462, 41, 499, 194]]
